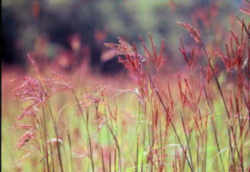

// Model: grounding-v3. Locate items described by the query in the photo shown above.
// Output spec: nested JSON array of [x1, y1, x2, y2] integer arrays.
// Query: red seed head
[[177, 21, 201, 44]]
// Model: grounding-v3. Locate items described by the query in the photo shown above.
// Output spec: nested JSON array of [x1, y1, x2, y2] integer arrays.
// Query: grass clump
[[2, 16, 249, 172]]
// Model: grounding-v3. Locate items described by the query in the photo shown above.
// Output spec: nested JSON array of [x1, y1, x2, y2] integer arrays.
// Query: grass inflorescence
[[2, 16, 249, 172]]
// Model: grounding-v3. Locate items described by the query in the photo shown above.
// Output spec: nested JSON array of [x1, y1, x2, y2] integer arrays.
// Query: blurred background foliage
[[2, 0, 247, 74]]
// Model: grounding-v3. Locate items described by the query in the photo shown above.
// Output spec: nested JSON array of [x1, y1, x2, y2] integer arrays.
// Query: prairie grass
[[2, 16, 250, 172]]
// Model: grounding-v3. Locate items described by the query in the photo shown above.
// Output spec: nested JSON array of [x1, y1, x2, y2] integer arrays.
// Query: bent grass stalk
[[71, 89, 95, 172]]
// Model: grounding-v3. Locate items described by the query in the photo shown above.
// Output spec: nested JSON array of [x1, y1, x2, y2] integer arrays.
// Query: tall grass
[[2, 16, 249, 172]]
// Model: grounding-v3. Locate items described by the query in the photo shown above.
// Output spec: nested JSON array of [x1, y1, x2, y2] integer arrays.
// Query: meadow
[[2, 12, 250, 172]]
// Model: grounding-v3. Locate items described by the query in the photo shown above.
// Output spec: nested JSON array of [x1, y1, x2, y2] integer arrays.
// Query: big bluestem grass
[[2, 13, 249, 172]]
